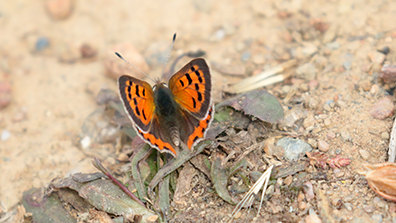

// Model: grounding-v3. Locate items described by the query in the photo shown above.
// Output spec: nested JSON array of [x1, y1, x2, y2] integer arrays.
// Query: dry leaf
[[359, 163, 396, 202]]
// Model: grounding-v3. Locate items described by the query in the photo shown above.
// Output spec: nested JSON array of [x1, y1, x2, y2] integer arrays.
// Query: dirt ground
[[1, 0, 396, 222]]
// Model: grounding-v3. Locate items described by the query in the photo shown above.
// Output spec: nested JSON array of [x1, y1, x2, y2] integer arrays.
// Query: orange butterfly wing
[[169, 58, 212, 119], [118, 75, 155, 132], [169, 58, 213, 149]]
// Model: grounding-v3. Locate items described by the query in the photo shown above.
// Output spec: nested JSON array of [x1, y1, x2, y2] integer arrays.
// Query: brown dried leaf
[[360, 163, 396, 202], [306, 152, 328, 169], [326, 155, 351, 169], [306, 152, 351, 169]]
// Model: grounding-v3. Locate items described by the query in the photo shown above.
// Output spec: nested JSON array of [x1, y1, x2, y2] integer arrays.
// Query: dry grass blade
[[230, 165, 274, 221], [231, 59, 297, 93], [388, 118, 396, 162]]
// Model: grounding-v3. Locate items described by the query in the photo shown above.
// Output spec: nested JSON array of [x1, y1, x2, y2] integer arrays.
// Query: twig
[[92, 157, 146, 208]]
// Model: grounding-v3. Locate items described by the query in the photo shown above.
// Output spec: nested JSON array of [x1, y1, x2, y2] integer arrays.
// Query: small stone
[[341, 132, 351, 141], [369, 97, 395, 120], [324, 118, 331, 126], [0, 81, 12, 109], [12, 108, 28, 122], [381, 131, 390, 139], [299, 201, 308, 210], [45, 0, 74, 20], [323, 25, 338, 43], [368, 51, 386, 64], [336, 100, 347, 108], [318, 140, 329, 152], [359, 79, 372, 91], [371, 214, 383, 223], [284, 175, 293, 186], [363, 205, 375, 213], [327, 131, 336, 139], [35, 37, 50, 52], [334, 171, 344, 178], [379, 65, 396, 84], [308, 138, 318, 148], [1, 130, 10, 141], [308, 79, 319, 90], [80, 44, 97, 59], [276, 137, 313, 161], [296, 63, 316, 80], [265, 185, 275, 196], [359, 149, 370, 160], [370, 84, 380, 95], [80, 136, 91, 149], [344, 203, 353, 211], [252, 54, 265, 64], [303, 115, 316, 128], [308, 97, 320, 109], [323, 104, 331, 111]]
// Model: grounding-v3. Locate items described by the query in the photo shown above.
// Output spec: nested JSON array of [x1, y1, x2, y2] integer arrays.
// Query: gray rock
[[276, 137, 313, 161]]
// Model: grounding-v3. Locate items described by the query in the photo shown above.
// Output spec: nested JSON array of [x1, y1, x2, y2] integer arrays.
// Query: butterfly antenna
[[161, 33, 177, 77], [114, 52, 155, 83]]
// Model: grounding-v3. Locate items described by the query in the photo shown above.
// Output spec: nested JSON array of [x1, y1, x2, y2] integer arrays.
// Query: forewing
[[169, 58, 211, 119], [118, 75, 155, 132]]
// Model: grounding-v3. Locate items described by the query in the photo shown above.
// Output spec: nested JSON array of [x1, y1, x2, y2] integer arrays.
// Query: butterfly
[[118, 58, 214, 157]]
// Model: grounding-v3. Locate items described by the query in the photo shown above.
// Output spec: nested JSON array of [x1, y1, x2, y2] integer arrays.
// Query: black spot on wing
[[135, 85, 140, 97], [197, 92, 202, 102], [142, 109, 147, 120], [133, 98, 138, 106], [191, 66, 196, 72], [185, 73, 192, 85], [127, 86, 132, 99], [135, 107, 140, 116], [198, 75, 203, 83], [195, 83, 199, 90], [193, 136, 199, 142], [192, 97, 196, 108], [142, 88, 145, 96], [179, 79, 185, 87]]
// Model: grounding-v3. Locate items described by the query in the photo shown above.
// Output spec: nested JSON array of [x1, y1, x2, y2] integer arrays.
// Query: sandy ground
[[1, 0, 396, 222]]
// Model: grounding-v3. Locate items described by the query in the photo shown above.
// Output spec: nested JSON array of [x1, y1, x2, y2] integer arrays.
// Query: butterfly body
[[118, 58, 213, 157]]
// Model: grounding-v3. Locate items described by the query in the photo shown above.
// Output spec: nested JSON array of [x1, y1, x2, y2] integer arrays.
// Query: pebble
[[363, 205, 375, 213], [12, 108, 28, 122], [324, 118, 331, 126], [323, 25, 338, 43], [379, 65, 396, 84], [80, 136, 91, 149], [359, 149, 370, 160], [341, 131, 352, 142], [326, 41, 340, 50], [104, 42, 149, 80], [308, 79, 319, 90], [276, 137, 313, 161], [284, 175, 293, 186], [296, 63, 316, 80], [368, 51, 386, 64], [35, 37, 50, 51], [1, 130, 10, 141], [370, 84, 380, 95], [381, 131, 390, 139], [303, 115, 316, 128], [318, 140, 329, 152], [323, 104, 331, 111], [252, 54, 266, 64], [327, 131, 336, 139], [359, 79, 372, 91], [369, 97, 395, 120], [308, 138, 317, 148], [0, 81, 12, 109], [371, 214, 383, 223], [45, 0, 74, 20], [80, 44, 97, 59], [240, 52, 251, 61], [344, 202, 353, 211]]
